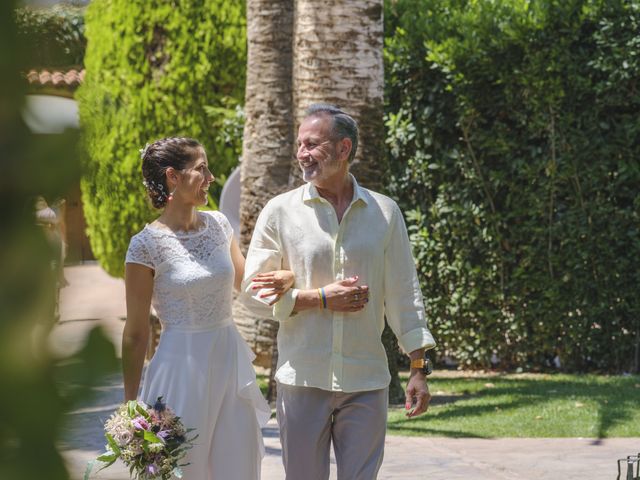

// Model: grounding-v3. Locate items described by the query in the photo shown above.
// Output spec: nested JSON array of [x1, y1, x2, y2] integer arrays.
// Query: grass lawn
[[61, 366, 638, 439], [388, 371, 640, 438]]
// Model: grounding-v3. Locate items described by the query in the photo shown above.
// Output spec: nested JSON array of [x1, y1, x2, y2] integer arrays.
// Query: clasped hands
[[251, 274, 369, 311], [320, 276, 369, 312]]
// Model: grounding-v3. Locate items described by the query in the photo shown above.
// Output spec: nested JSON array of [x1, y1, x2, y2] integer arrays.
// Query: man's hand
[[251, 270, 295, 305], [323, 276, 369, 312], [405, 371, 431, 418]]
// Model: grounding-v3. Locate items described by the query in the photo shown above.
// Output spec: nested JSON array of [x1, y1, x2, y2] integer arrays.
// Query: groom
[[244, 104, 436, 479]]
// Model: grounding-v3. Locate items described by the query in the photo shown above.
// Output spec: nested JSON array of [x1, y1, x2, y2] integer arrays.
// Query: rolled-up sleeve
[[384, 204, 436, 354], [272, 288, 298, 321]]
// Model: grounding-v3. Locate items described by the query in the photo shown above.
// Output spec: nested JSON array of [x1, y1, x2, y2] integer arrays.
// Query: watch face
[[423, 355, 433, 375]]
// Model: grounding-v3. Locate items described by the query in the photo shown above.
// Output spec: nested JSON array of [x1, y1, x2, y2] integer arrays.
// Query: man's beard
[[300, 153, 339, 183], [301, 164, 317, 182]]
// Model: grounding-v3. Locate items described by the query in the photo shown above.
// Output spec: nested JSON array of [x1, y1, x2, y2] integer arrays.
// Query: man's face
[[296, 115, 343, 184]]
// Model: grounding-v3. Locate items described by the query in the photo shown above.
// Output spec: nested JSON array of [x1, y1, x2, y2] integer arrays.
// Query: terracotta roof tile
[[25, 68, 85, 90]]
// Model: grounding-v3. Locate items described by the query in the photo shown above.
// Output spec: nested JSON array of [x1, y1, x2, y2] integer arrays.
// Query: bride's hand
[[251, 270, 295, 304]]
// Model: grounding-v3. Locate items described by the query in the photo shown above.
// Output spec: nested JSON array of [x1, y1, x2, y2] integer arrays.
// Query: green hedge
[[15, 5, 86, 67], [77, 0, 246, 277], [384, 0, 640, 372]]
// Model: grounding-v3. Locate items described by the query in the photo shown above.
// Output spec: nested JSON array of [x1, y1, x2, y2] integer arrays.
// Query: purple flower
[[146, 463, 158, 475], [132, 416, 150, 431], [157, 430, 170, 440]]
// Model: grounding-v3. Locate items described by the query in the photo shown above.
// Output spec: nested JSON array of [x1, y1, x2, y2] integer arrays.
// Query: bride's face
[[173, 149, 215, 206]]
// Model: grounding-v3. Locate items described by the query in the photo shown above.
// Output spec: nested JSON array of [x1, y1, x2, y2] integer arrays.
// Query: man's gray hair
[[305, 103, 359, 162]]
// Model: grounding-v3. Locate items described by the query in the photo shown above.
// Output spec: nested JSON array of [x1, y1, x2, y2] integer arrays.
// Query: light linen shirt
[[243, 175, 436, 392]]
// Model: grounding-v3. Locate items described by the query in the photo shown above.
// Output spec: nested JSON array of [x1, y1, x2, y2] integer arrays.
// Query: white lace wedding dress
[[126, 210, 270, 479]]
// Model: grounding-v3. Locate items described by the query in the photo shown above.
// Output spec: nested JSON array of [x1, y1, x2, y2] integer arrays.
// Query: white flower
[[149, 442, 164, 453], [114, 430, 133, 446]]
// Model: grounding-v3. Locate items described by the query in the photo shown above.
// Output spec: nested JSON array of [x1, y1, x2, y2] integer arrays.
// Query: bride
[[123, 137, 292, 479]]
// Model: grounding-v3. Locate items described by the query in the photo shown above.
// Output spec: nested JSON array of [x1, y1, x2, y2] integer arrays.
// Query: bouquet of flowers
[[85, 397, 197, 480]]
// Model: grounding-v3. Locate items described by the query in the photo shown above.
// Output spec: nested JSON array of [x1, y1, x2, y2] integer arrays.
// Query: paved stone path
[[55, 264, 639, 479]]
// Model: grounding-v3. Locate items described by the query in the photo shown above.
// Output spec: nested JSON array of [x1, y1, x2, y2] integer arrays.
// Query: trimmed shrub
[[384, 0, 640, 372], [15, 5, 86, 67], [77, 0, 246, 277]]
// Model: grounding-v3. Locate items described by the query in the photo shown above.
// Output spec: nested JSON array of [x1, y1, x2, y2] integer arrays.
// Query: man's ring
[[354, 294, 360, 301]]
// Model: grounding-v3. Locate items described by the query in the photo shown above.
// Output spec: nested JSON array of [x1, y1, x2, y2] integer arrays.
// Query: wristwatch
[[409, 354, 433, 376]]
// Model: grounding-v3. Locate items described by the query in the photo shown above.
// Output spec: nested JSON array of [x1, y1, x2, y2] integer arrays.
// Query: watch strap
[[410, 358, 425, 369]]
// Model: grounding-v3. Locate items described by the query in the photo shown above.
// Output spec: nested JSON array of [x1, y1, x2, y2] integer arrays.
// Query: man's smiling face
[[296, 114, 344, 185]]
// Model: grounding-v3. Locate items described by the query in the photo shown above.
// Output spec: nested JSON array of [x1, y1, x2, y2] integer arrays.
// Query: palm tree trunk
[[290, 0, 386, 190], [238, 0, 399, 402], [233, 0, 295, 379], [290, 0, 402, 401]]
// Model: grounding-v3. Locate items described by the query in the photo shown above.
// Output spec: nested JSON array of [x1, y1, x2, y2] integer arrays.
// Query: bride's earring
[[166, 170, 179, 202]]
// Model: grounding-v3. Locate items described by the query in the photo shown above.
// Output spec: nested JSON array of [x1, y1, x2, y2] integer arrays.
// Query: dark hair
[[140, 137, 202, 208], [305, 103, 359, 162]]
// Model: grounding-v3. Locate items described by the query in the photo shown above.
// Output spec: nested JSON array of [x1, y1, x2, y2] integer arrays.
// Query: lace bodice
[[126, 210, 235, 327]]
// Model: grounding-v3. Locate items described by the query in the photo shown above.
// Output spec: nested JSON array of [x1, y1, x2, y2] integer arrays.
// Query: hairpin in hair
[[143, 179, 168, 202], [139, 143, 150, 159]]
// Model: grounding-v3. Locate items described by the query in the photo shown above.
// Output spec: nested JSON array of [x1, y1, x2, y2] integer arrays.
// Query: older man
[[244, 104, 436, 479]]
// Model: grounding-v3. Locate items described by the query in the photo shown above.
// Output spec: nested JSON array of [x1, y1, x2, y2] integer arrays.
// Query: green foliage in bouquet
[[77, 0, 246, 277], [384, 0, 640, 372]]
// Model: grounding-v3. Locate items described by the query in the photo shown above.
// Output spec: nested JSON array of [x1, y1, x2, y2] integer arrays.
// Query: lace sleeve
[[125, 233, 154, 269], [210, 211, 233, 242]]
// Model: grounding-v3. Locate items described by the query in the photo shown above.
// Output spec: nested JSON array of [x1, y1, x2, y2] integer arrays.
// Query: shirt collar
[[302, 173, 369, 206]]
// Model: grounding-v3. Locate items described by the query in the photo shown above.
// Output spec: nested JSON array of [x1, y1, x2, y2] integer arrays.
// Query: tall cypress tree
[[77, 0, 246, 276]]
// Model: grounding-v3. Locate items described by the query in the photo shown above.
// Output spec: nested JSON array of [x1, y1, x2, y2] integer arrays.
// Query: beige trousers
[[276, 384, 388, 480]]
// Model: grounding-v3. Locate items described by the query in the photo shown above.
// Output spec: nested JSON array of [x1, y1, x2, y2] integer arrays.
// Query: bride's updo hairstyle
[[140, 137, 202, 208]]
